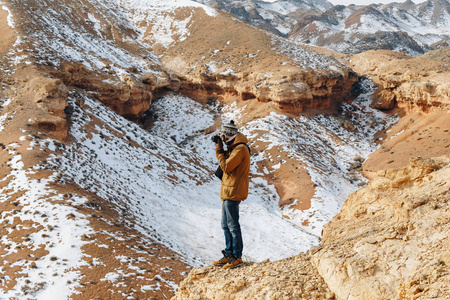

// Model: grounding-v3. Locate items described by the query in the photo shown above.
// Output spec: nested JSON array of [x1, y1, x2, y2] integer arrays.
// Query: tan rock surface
[[173, 253, 334, 300], [313, 155, 450, 299], [0, 65, 70, 140], [52, 63, 158, 120]]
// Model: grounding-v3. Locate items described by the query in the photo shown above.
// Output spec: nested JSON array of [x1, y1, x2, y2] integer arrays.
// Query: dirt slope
[[0, 6, 15, 57], [0, 3, 191, 298], [0, 63, 190, 300]]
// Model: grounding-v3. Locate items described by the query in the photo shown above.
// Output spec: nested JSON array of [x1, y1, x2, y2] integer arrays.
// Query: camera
[[211, 135, 221, 143]]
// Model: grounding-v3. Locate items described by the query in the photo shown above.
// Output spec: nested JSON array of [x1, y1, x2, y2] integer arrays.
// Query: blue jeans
[[221, 200, 243, 259]]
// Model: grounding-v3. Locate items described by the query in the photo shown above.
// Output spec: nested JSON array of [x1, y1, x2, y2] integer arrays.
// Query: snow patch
[[1, 4, 15, 28], [120, 0, 217, 48], [0, 143, 94, 299]]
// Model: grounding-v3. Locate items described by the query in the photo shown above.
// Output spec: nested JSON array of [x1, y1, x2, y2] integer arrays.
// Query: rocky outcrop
[[51, 63, 180, 120], [313, 155, 450, 299], [375, 70, 450, 112], [4, 62, 182, 140], [7, 66, 71, 140], [31, 77, 69, 117], [172, 156, 450, 299], [349, 50, 450, 113], [174, 67, 357, 113], [172, 253, 334, 300]]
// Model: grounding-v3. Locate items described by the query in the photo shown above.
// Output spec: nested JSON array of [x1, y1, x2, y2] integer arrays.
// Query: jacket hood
[[230, 132, 248, 146]]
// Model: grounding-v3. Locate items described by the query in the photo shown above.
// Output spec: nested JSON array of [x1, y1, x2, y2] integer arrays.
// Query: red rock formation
[[45, 63, 183, 121], [155, 9, 358, 114], [349, 50, 450, 113]]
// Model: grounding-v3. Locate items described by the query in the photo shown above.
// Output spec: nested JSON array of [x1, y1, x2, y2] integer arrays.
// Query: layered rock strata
[[153, 9, 358, 113], [49, 63, 180, 120], [1, 66, 70, 140], [349, 50, 450, 113]]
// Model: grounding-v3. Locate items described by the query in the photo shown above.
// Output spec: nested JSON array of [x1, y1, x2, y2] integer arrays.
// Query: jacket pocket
[[223, 185, 235, 198]]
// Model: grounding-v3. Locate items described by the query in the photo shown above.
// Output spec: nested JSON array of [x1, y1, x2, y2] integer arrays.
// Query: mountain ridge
[[199, 0, 450, 56]]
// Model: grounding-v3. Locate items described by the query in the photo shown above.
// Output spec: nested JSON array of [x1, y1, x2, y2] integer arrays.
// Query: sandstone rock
[[30, 116, 68, 140], [349, 50, 450, 113], [172, 255, 333, 300], [372, 89, 396, 110], [16, 72, 71, 140], [33, 77, 69, 117], [173, 156, 450, 300], [142, 71, 173, 89], [55, 62, 154, 119], [313, 155, 450, 300]]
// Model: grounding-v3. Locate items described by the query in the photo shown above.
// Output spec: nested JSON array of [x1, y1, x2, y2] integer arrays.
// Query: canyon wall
[[155, 10, 358, 113], [349, 50, 450, 113], [313, 155, 450, 299], [348, 50, 450, 175]]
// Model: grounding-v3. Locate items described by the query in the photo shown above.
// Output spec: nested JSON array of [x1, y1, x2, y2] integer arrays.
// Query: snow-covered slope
[[120, 0, 217, 48], [48, 94, 320, 266], [2, 0, 159, 74], [193, 0, 332, 36], [2, 0, 216, 74], [290, 0, 450, 56]]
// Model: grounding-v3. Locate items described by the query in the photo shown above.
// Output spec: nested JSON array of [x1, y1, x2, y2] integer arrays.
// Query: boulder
[[313, 156, 450, 300]]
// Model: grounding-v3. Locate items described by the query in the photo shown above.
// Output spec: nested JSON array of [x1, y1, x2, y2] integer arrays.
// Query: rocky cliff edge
[[173, 155, 450, 300]]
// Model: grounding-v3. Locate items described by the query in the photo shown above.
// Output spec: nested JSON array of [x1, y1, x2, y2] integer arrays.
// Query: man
[[213, 120, 251, 269]]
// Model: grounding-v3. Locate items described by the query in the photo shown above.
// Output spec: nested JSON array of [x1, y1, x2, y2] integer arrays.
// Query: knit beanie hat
[[221, 120, 238, 138]]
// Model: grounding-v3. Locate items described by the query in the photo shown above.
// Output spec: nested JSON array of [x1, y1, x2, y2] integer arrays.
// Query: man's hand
[[215, 139, 223, 150]]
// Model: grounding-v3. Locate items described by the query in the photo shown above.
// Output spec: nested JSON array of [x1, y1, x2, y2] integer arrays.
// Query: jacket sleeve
[[216, 145, 245, 173]]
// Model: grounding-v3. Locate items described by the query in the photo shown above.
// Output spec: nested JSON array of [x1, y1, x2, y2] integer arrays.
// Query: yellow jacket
[[216, 133, 251, 201]]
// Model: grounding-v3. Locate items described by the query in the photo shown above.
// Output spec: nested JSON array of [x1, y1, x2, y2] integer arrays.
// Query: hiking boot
[[223, 257, 243, 269], [213, 250, 231, 266]]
